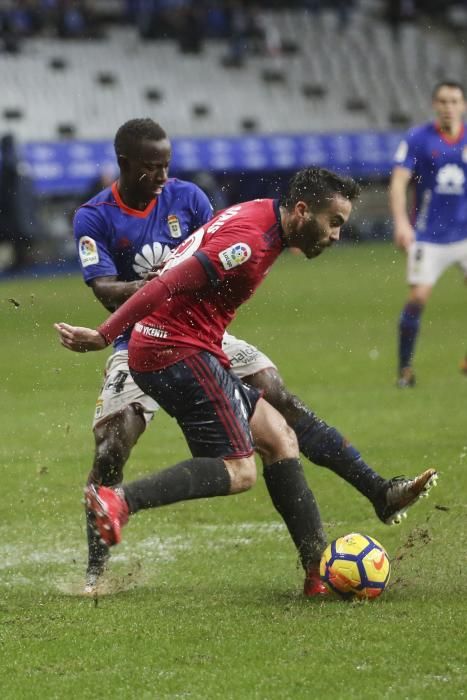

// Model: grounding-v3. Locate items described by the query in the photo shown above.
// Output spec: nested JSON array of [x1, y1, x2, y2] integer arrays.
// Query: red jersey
[[126, 198, 285, 371]]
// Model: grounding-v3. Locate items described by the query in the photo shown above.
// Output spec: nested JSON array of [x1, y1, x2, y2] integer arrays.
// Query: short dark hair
[[114, 118, 167, 157], [281, 167, 360, 211], [432, 80, 465, 99]]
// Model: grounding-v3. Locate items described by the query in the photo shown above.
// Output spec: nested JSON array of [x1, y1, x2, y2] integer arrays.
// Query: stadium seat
[[1, 5, 465, 142]]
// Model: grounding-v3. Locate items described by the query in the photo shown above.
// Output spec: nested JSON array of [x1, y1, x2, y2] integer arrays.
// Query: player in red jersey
[[56, 168, 437, 596], [77, 121, 387, 597]]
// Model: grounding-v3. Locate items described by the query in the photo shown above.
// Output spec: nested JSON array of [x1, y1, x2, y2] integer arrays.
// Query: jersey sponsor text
[[134, 322, 169, 339]]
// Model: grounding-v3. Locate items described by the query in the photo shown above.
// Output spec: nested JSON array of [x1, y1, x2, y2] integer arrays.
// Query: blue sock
[[295, 415, 386, 502], [399, 302, 423, 371]]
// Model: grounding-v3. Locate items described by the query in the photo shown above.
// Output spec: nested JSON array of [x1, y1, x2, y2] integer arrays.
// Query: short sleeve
[[190, 186, 214, 229], [73, 205, 118, 283], [393, 129, 418, 172]]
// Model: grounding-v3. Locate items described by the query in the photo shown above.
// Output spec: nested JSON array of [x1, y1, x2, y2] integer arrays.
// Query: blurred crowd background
[[0, 0, 466, 272], [1, 1, 467, 45], [2, 1, 467, 45]]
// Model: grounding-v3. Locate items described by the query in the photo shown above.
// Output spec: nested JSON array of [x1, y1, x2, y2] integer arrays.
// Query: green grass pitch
[[1, 243, 466, 699]]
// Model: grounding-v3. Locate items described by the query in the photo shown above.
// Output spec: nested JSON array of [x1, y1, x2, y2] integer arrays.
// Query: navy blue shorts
[[131, 352, 262, 459]]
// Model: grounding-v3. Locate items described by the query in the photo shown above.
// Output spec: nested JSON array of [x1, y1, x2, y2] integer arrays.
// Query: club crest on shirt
[[79, 236, 99, 267], [167, 214, 182, 238], [462, 146, 467, 163], [94, 398, 104, 420], [218, 243, 251, 270]]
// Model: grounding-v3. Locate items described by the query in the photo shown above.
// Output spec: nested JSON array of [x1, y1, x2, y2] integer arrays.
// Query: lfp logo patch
[[78, 236, 99, 267], [219, 243, 251, 270]]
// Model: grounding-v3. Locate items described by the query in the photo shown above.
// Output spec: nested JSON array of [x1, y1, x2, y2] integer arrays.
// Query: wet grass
[[0, 243, 466, 699]]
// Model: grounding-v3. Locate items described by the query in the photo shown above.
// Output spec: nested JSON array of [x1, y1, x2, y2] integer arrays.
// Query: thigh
[[93, 350, 160, 429], [131, 352, 262, 459], [222, 332, 276, 379], [407, 242, 451, 286], [250, 397, 298, 464]]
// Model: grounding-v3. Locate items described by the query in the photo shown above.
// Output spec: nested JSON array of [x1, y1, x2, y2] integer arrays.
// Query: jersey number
[[105, 371, 128, 394]]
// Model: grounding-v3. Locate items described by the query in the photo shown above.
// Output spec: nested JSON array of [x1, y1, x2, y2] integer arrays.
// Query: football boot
[[85, 484, 129, 547], [373, 468, 438, 525], [303, 567, 330, 597], [84, 555, 109, 595], [397, 366, 416, 388]]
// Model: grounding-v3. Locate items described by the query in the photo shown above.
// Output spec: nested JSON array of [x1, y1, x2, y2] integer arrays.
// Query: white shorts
[[93, 350, 159, 428], [407, 240, 467, 286], [92, 335, 276, 428], [222, 331, 276, 379]]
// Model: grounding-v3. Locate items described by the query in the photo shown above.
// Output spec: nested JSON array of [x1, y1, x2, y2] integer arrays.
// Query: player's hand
[[54, 322, 107, 352], [394, 222, 415, 251], [144, 264, 165, 281], [144, 270, 161, 281]]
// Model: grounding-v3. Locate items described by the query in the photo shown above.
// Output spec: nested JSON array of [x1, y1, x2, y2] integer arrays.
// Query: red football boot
[[303, 567, 329, 597], [85, 485, 129, 547]]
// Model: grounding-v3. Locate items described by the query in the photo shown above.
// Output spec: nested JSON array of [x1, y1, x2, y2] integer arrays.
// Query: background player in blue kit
[[390, 80, 467, 387], [76, 119, 437, 596]]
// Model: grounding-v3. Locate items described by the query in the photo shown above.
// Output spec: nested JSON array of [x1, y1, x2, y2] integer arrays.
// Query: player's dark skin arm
[[90, 272, 166, 313], [90, 276, 147, 312]]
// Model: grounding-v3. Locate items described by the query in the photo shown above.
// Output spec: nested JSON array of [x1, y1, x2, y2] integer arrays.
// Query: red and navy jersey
[[128, 198, 285, 371], [393, 122, 467, 243], [73, 178, 213, 349]]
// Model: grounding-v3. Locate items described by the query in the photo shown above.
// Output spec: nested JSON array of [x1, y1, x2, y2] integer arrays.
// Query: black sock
[[85, 506, 109, 572], [124, 457, 231, 513], [263, 458, 326, 570], [294, 413, 386, 502]]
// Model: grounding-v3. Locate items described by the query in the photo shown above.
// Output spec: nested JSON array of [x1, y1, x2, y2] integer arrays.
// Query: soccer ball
[[319, 533, 390, 600]]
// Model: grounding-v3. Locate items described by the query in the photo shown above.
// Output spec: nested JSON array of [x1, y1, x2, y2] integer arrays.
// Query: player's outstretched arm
[[97, 255, 210, 345], [389, 166, 414, 251], [55, 255, 210, 352], [90, 276, 147, 312], [54, 322, 107, 353]]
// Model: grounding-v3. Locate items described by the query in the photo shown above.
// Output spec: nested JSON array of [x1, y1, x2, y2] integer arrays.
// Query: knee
[[274, 422, 299, 459], [248, 368, 308, 427], [408, 289, 429, 307], [259, 422, 299, 465], [225, 455, 257, 493], [263, 379, 289, 414]]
